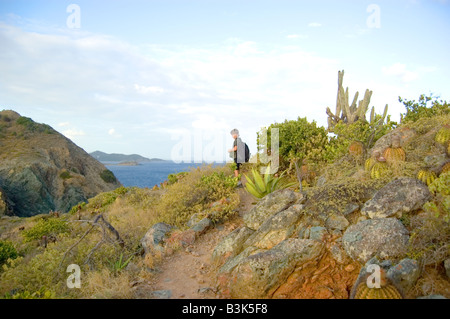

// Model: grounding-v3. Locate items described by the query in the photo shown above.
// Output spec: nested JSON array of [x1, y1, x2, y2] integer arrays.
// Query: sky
[[0, 0, 449, 162]]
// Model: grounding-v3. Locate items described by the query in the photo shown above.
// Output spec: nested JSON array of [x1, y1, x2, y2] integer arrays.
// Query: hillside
[[0, 110, 122, 217], [90, 151, 165, 163], [0, 91, 448, 301]]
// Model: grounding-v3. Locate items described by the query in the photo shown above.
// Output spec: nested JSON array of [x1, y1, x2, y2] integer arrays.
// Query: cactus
[[353, 282, 403, 299], [349, 141, 364, 158], [383, 135, 406, 162], [417, 169, 437, 186], [435, 124, 450, 144], [370, 160, 389, 179], [326, 70, 374, 132], [352, 267, 403, 299]]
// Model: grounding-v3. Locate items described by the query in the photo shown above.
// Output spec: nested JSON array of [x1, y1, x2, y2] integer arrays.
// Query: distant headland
[[89, 151, 167, 163]]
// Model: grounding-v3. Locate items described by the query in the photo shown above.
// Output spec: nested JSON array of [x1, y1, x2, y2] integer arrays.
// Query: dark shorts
[[234, 159, 241, 170]]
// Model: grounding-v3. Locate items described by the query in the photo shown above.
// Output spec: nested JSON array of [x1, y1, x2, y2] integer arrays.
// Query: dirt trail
[[142, 187, 255, 299]]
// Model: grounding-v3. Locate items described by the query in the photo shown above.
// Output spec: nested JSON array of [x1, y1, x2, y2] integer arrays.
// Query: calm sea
[[104, 161, 226, 188]]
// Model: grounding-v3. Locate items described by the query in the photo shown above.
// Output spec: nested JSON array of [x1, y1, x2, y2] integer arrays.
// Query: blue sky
[[0, 0, 449, 162]]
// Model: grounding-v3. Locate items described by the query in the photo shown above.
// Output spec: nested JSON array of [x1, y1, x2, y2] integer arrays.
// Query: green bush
[[257, 117, 336, 171], [424, 171, 450, 222], [100, 169, 117, 183], [16, 116, 54, 134], [0, 240, 18, 266], [22, 218, 70, 242], [399, 94, 449, 123], [59, 170, 72, 180]]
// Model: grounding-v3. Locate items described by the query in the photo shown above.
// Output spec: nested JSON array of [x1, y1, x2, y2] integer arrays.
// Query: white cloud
[[134, 84, 165, 94], [62, 129, 86, 139], [382, 63, 419, 82]]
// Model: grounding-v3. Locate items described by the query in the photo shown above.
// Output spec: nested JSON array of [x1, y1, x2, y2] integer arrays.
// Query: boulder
[[243, 189, 298, 230], [444, 258, 450, 279], [141, 222, 173, 255], [361, 177, 431, 219], [387, 258, 421, 291], [342, 218, 409, 264], [189, 217, 213, 236], [243, 204, 304, 249], [309, 226, 328, 241], [211, 226, 254, 265], [225, 239, 323, 298], [325, 213, 349, 231]]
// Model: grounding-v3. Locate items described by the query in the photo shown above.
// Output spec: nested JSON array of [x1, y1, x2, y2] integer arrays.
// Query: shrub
[[100, 169, 117, 183], [0, 240, 18, 267], [22, 218, 70, 242], [59, 170, 72, 180], [399, 94, 449, 123]]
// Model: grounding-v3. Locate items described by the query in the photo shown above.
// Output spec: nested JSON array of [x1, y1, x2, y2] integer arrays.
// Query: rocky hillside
[[0, 110, 122, 217]]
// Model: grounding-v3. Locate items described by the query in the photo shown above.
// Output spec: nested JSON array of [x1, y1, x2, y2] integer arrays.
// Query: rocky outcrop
[[361, 177, 431, 219], [342, 218, 409, 264], [243, 189, 299, 230], [0, 110, 121, 216]]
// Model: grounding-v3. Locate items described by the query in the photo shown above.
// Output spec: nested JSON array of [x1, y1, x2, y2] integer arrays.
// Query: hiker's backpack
[[244, 142, 250, 163]]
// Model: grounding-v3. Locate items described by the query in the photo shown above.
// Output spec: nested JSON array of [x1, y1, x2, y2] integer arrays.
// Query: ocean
[[104, 161, 226, 188]]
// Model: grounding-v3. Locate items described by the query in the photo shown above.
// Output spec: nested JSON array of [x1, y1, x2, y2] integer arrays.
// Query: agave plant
[[244, 164, 297, 199]]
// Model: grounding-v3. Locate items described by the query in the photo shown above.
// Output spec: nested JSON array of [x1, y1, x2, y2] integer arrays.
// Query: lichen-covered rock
[[243, 204, 304, 249], [387, 258, 421, 291], [309, 226, 328, 241], [141, 222, 173, 255], [223, 239, 323, 298], [325, 213, 349, 231], [342, 218, 409, 264], [243, 189, 298, 230], [189, 217, 213, 236], [211, 226, 254, 265], [361, 177, 431, 219], [444, 258, 450, 279]]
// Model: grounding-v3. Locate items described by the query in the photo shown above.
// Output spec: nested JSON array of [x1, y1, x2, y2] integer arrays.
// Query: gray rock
[[189, 217, 213, 236], [211, 226, 254, 264], [445, 258, 450, 279], [387, 258, 421, 291], [227, 239, 323, 298], [361, 177, 431, 219], [309, 226, 328, 241], [186, 213, 203, 228], [243, 204, 304, 249], [150, 289, 172, 299], [325, 213, 349, 231], [328, 242, 348, 264], [243, 189, 297, 230], [342, 218, 409, 264], [141, 222, 173, 255]]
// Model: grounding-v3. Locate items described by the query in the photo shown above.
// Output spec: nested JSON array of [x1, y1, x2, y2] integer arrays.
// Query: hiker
[[228, 128, 249, 179]]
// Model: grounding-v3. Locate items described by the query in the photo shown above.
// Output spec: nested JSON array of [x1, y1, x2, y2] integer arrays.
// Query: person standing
[[228, 128, 247, 179]]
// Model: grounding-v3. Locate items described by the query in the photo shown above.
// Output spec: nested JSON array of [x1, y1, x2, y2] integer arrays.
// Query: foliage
[[22, 217, 70, 242], [244, 164, 297, 199], [154, 165, 239, 227], [257, 117, 337, 171], [333, 115, 397, 153], [108, 253, 133, 273], [59, 170, 72, 180], [87, 186, 129, 211], [100, 169, 118, 184], [0, 240, 18, 267], [15, 116, 54, 134], [424, 171, 450, 222], [167, 171, 189, 185], [399, 94, 449, 123]]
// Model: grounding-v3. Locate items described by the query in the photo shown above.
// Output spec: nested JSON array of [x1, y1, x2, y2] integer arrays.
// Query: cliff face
[[0, 110, 122, 217]]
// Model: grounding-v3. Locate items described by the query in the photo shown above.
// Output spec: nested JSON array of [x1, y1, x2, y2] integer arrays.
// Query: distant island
[[90, 151, 167, 163]]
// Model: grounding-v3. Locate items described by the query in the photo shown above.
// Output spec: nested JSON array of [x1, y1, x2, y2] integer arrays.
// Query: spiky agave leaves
[[244, 164, 297, 199]]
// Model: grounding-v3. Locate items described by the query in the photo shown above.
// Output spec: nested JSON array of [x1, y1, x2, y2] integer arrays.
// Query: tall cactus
[[327, 70, 374, 132]]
